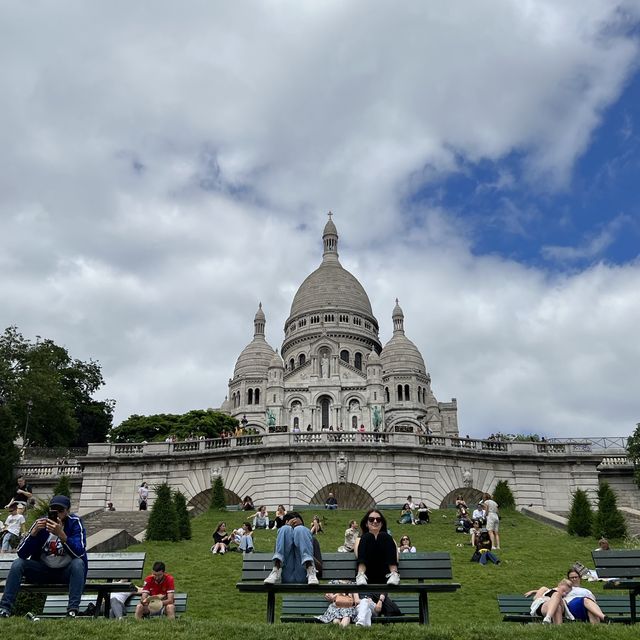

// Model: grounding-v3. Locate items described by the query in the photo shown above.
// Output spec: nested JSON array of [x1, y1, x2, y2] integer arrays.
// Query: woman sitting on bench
[[565, 568, 608, 624], [355, 510, 400, 586], [526, 579, 574, 624]]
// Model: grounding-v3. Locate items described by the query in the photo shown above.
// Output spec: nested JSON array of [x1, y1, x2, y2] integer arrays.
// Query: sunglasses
[[368, 517, 382, 523]]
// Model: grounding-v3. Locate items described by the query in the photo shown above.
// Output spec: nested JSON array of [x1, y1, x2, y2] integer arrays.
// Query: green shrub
[[174, 490, 192, 540], [210, 475, 226, 511], [146, 482, 180, 541], [52, 475, 72, 498], [592, 481, 627, 539], [567, 489, 593, 537], [493, 480, 515, 510]]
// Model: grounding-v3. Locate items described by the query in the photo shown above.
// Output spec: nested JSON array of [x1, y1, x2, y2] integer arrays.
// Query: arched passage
[[188, 487, 241, 515], [310, 482, 374, 510], [439, 487, 483, 509]]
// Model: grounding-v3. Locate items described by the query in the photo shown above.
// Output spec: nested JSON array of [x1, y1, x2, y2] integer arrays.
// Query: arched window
[[289, 358, 295, 370], [340, 350, 349, 364], [385, 387, 390, 403], [397, 385, 403, 401], [299, 353, 306, 366], [404, 384, 410, 401], [254, 388, 260, 404], [248, 388, 253, 405], [354, 352, 362, 370]]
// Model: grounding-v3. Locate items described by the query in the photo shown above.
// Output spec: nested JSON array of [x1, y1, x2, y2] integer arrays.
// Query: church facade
[[222, 215, 459, 436]]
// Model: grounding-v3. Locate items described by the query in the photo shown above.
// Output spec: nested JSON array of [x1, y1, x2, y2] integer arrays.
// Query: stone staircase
[[82, 510, 150, 538]]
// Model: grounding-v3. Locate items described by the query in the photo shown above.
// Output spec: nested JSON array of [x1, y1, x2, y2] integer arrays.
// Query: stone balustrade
[[86, 432, 600, 458], [15, 463, 83, 478]]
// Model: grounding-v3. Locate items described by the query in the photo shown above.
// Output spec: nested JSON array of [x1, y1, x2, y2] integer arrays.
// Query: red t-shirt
[[142, 573, 175, 597]]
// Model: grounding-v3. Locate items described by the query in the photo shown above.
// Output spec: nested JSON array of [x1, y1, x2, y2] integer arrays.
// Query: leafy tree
[[210, 475, 226, 511], [146, 483, 179, 542], [592, 481, 627, 540], [0, 413, 19, 501], [0, 326, 113, 448], [110, 409, 238, 443], [493, 480, 515, 510], [173, 490, 192, 540], [626, 423, 640, 487], [567, 489, 593, 537]]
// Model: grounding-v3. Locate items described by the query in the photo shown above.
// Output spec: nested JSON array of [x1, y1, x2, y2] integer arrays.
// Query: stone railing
[[599, 456, 633, 467], [16, 463, 83, 478], [85, 432, 600, 458]]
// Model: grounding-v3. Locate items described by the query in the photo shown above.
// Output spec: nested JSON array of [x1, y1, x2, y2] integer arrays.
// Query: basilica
[[221, 215, 459, 436]]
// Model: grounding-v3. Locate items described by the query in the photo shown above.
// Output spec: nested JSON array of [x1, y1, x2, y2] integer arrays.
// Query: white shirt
[[565, 586, 595, 603], [472, 508, 485, 521], [3, 513, 25, 536]]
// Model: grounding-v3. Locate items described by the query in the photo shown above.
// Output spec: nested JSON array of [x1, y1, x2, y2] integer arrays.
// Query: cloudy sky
[[1, 1, 639, 439]]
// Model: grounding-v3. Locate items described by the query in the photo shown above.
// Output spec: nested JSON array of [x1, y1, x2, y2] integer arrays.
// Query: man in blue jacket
[[0, 495, 87, 618]]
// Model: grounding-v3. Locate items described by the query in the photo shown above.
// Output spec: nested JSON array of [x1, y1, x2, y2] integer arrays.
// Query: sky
[[1, 1, 639, 439]]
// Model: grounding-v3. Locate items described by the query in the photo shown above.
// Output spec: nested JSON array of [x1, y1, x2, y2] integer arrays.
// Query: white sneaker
[[263, 566, 282, 584], [355, 571, 368, 585], [542, 615, 552, 624], [386, 571, 400, 586], [306, 565, 319, 585]]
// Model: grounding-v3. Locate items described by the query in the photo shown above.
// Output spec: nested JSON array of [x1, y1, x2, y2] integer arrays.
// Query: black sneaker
[[0, 609, 10, 618], [66, 610, 78, 618]]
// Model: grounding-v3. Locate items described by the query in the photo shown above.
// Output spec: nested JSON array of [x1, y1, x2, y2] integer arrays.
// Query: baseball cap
[[50, 495, 71, 510]]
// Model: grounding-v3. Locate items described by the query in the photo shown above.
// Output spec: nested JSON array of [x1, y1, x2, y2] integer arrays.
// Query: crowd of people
[[0, 479, 615, 624]]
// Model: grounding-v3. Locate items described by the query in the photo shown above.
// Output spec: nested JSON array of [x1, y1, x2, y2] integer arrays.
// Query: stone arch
[[310, 482, 375, 510], [188, 487, 241, 515], [439, 487, 483, 510]]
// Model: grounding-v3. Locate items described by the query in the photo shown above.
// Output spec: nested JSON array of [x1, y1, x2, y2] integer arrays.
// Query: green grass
[[1, 507, 637, 639]]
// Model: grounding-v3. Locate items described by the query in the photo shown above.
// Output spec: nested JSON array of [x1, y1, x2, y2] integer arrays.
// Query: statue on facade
[[462, 468, 473, 488], [336, 452, 348, 483], [266, 408, 277, 427], [320, 355, 329, 378], [372, 406, 382, 429]]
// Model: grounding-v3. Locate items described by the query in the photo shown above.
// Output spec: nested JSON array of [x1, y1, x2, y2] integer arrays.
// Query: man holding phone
[[0, 495, 87, 618]]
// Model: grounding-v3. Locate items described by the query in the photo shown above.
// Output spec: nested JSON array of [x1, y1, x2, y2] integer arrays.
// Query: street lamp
[[23, 399, 33, 448]]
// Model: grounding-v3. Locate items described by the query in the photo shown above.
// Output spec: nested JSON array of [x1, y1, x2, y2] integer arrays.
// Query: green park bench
[[0, 552, 146, 618], [497, 593, 631, 623], [593, 549, 640, 623], [41, 592, 188, 618], [236, 551, 460, 624]]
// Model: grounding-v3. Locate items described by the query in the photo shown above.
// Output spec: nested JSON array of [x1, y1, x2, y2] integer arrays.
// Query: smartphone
[[48, 510, 59, 521]]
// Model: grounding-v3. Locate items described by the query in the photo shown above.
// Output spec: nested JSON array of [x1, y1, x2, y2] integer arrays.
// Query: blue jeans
[[479, 551, 499, 565], [0, 557, 85, 613], [273, 525, 314, 583]]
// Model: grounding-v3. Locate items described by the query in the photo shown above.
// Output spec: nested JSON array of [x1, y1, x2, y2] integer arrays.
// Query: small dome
[[255, 302, 265, 321], [323, 213, 338, 237], [269, 348, 284, 369], [381, 300, 426, 375], [233, 337, 275, 378], [381, 334, 426, 375]]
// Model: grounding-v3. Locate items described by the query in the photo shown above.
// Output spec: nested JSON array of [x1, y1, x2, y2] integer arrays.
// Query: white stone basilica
[[222, 215, 459, 436]]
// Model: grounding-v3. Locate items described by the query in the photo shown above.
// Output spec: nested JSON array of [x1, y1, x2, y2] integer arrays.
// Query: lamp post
[[23, 399, 33, 448]]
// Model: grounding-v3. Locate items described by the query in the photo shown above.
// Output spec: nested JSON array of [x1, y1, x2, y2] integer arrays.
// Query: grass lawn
[[1, 506, 637, 639]]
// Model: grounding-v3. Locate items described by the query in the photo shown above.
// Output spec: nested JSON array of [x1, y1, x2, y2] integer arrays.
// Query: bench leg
[[419, 592, 429, 625], [266, 592, 275, 624], [632, 590, 637, 625]]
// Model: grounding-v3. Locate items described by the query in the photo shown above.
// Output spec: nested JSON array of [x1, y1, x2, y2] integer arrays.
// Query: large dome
[[288, 214, 376, 321], [289, 262, 374, 319]]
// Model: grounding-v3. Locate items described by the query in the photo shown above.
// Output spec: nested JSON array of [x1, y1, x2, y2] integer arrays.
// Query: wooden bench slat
[[41, 594, 188, 617]]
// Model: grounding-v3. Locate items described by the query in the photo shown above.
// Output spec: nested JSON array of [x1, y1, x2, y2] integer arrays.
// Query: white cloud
[[0, 1, 639, 437]]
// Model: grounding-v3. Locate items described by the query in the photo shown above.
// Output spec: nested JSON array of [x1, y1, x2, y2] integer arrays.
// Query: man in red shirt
[[135, 561, 176, 619]]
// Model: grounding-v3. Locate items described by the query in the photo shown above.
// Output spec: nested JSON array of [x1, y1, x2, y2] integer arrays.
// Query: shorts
[[567, 597, 588, 621], [486, 514, 499, 532]]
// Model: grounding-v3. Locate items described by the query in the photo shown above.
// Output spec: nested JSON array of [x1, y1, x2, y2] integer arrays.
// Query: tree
[[567, 489, 593, 537], [626, 423, 640, 487], [146, 483, 179, 542], [110, 409, 238, 443], [0, 326, 114, 448], [210, 475, 226, 511], [493, 480, 515, 510], [52, 475, 72, 499], [173, 491, 192, 540], [592, 481, 627, 540]]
